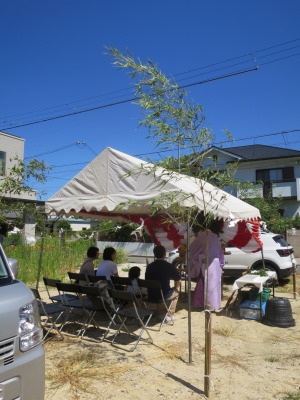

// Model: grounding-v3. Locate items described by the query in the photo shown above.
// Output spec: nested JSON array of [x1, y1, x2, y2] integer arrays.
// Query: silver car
[[0, 245, 45, 399]]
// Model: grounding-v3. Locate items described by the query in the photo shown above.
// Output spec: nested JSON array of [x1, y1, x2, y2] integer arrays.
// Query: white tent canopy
[[46, 147, 260, 222]]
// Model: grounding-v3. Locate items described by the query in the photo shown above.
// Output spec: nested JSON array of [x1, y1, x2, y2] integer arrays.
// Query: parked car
[[0, 244, 45, 399], [167, 231, 296, 281]]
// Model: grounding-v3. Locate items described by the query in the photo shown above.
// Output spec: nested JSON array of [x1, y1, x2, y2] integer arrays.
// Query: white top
[[96, 260, 118, 280], [126, 279, 147, 294], [126, 279, 140, 294], [232, 271, 276, 293]]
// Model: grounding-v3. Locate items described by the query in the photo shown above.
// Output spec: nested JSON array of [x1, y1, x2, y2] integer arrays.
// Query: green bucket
[[248, 287, 271, 302]]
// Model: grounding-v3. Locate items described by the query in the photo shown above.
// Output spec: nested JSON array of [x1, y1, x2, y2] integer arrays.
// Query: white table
[[232, 271, 277, 293], [230, 271, 277, 320]]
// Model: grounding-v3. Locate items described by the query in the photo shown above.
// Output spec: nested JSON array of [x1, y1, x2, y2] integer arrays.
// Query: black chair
[[110, 276, 132, 291], [55, 282, 85, 335], [43, 276, 78, 304], [103, 288, 154, 352], [137, 279, 175, 330], [78, 284, 115, 340], [88, 275, 107, 284], [31, 288, 65, 341], [68, 271, 89, 285]]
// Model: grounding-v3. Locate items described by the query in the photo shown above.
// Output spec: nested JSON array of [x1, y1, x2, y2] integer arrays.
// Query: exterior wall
[[0, 131, 38, 237], [0, 131, 36, 200], [0, 131, 24, 176], [201, 150, 236, 169], [286, 229, 300, 258], [51, 218, 99, 232], [96, 241, 155, 262], [206, 150, 300, 218]]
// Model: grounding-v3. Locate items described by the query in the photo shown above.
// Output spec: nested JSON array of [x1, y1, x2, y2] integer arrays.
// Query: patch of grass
[[215, 353, 251, 375], [213, 325, 235, 337], [4, 236, 129, 285], [46, 350, 129, 400], [277, 275, 300, 295], [265, 355, 279, 363], [282, 392, 300, 400]]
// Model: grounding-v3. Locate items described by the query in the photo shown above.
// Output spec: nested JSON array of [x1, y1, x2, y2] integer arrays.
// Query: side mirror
[[8, 258, 19, 278]]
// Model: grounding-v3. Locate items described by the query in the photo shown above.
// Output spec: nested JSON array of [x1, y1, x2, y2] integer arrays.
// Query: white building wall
[[0, 131, 24, 175], [208, 150, 300, 218]]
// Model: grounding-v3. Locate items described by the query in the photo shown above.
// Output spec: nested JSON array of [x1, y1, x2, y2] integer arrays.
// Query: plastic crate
[[239, 299, 267, 321]]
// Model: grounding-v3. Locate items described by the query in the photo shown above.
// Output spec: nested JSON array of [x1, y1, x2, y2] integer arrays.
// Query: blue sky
[[1, 1, 300, 200]]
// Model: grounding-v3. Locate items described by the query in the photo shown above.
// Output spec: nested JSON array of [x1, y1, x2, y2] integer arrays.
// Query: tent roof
[[46, 147, 260, 221]]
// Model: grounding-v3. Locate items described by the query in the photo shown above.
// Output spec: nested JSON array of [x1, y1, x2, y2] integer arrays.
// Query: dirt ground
[[42, 266, 300, 400]]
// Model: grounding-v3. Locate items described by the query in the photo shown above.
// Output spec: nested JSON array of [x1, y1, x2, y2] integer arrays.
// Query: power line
[[31, 129, 300, 196], [1, 38, 299, 131], [0, 67, 257, 131]]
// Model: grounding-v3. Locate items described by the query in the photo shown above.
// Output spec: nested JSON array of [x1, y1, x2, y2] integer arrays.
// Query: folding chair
[[104, 288, 153, 352], [87, 275, 107, 284], [55, 282, 85, 335], [78, 285, 115, 340], [31, 288, 64, 341], [111, 276, 146, 305], [110, 276, 132, 291], [137, 279, 175, 330], [68, 271, 89, 285], [43, 276, 78, 304]]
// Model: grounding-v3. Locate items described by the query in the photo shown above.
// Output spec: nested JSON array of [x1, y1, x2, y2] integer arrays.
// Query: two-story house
[[200, 144, 300, 218], [0, 130, 43, 239]]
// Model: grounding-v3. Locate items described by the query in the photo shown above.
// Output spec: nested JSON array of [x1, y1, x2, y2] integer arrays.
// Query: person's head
[[128, 266, 141, 280], [192, 211, 223, 236], [153, 245, 166, 259], [87, 246, 99, 259], [103, 247, 116, 261]]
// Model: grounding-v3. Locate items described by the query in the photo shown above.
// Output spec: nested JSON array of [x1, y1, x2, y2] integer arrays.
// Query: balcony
[[236, 178, 300, 200]]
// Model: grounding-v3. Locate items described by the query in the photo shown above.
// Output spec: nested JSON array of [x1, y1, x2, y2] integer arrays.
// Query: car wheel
[[259, 264, 279, 286]]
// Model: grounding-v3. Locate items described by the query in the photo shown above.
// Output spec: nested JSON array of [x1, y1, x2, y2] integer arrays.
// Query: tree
[[108, 48, 236, 397], [0, 156, 50, 230]]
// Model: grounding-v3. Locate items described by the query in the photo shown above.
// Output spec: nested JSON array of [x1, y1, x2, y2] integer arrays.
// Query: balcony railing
[[235, 179, 300, 199]]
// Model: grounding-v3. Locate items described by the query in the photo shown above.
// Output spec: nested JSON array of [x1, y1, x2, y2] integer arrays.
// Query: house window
[[212, 154, 218, 162], [0, 151, 6, 176], [256, 167, 294, 183]]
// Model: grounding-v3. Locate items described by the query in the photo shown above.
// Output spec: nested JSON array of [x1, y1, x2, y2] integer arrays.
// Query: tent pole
[[261, 247, 266, 269], [186, 213, 192, 363], [36, 214, 46, 290], [204, 229, 211, 398], [204, 311, 212, 398], [291, 253, 297, 300]]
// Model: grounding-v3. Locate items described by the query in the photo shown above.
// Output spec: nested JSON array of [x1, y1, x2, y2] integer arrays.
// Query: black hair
[[87, 246, 99, 258], [128, 266, 141, 280], [153, 245, 166, 259], [103, 247, 116, 261], [192, 211, 223, 235]]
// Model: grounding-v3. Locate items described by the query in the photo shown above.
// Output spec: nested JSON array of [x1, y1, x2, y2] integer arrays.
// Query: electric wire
[[0, 67, 257, 131], [0, 39, 299, 130]]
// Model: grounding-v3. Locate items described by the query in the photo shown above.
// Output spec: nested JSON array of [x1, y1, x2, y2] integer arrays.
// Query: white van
[[0, 244, 45, 399]]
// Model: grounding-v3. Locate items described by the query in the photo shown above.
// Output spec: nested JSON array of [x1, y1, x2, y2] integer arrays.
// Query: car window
[[272, 235, 289, 247]]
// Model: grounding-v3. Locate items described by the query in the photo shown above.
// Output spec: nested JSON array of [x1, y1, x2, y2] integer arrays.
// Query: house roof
[[215, 144, 300, 161]]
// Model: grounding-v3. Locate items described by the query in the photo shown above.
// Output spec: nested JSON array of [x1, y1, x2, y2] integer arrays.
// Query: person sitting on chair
[[96, 247, 119, 280], [145, 245, 181, 319], [79, 246, 100, 285]]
